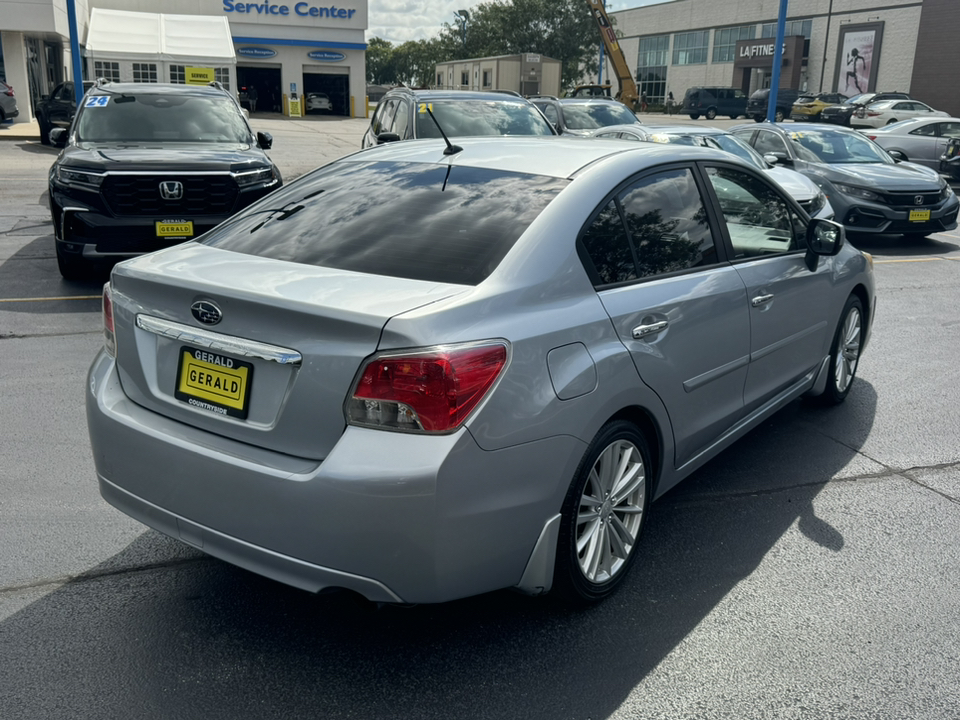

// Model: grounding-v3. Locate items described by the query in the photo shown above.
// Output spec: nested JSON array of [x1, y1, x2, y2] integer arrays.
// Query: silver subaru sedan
[[87, 136, 875, 606]]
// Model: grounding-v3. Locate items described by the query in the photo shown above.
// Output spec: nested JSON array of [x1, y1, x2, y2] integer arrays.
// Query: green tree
[[436, 0, 596, 90], [366, 36, 395, 84]]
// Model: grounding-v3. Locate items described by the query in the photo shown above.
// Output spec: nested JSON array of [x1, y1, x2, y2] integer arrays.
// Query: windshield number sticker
[[789, 132, 805, 140], [417, 103, 433, 114], [85, 96, 109, 108]]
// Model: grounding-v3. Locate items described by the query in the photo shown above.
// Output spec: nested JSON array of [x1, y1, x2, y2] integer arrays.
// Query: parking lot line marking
[[0, 295, 101, 303], [873, 258, 951, 264]]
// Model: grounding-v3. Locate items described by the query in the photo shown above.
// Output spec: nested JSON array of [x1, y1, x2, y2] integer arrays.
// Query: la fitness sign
[[222, 1, 357, 19]]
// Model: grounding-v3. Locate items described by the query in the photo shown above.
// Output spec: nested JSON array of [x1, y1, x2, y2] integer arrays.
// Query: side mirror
[[887, 150, 905, 163], [805, 218, 845, 270], [41, 94, 51, 101], [768, 151, 791, 164], [49, 128, 67, 147], [256, 131, 273, 149], [376, 132, 401, 144], [763, 153, 780, 165]]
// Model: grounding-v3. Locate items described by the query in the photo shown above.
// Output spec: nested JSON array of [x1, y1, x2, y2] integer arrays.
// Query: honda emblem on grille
[[915, 195, 925, 205], [160, 180, 184, 200], [191, 300, 222, 326]]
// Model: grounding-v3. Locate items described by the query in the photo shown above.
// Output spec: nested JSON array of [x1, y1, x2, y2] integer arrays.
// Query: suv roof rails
[[527, 95, 558, 101], [93, 77, 112, 87], [207, 81, 226, 92], [489, 89, 522, 97]]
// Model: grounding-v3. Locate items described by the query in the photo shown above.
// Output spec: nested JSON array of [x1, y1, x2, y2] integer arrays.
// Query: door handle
[[751, 293, 774, 307], [632, 320, 669, 339]]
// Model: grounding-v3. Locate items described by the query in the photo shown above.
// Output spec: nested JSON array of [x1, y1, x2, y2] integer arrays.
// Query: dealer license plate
[[156, 219, 194, 238], [909, 210, 931, 223], [175, 348, 253, 419]]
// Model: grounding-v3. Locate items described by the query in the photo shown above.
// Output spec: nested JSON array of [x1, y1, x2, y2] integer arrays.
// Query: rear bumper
[[87, 351, 581, 603]]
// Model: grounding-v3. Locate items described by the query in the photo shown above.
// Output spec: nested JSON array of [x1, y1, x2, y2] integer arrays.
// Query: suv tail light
[[2, 84, 13, 97], [347, 342, 508, 434], [102, 283, 117, 356]]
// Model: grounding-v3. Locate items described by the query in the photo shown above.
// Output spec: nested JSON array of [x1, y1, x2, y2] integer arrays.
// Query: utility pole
[[767, 0, 788, 122], [66, 0, 85, 105]]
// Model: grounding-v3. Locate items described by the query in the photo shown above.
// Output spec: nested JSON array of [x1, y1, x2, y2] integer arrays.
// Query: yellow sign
[[176, 349, 253, 418], [185, 67, 215, 85], [288, 98, 302, 117], [156, 220, 194, 238]]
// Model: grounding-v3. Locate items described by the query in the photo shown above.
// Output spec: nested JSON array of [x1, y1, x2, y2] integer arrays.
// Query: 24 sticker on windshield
[[85, 96, 109, 107]]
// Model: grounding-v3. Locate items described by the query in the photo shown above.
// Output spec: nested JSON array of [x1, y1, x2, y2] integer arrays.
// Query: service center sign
[[222, 1, 363, 23]]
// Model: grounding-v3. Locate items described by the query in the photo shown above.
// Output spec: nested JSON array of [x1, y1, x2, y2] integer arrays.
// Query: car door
[[751, 127, 791, 163], [902, 121, 942, 169], [50, 83, 79, 129], [702, 163, 833, 414], [580, 165, 751, 468]]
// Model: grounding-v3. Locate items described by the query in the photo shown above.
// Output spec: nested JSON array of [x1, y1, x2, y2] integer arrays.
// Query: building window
[[637, 35, 669, 102], [482, 70, 492, 88], [713, 25, 756, 63], [170, 65, 186, 84], [436, 73, 442, 87], [673, 31, 709, 65], [460, 71, 469, 86], [214, 67, 230, 90], [132, 63, 158, 83], [761, 19, 812, 39], [94, 61, 121, 82]]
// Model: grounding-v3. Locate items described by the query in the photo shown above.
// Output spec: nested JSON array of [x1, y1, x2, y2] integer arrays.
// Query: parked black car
[[35, 80, 95, 144], [819, 91, 911, 127], [49, 81, 281, 279], [732, 122, 958, 241], [362, 88, 555, 147], [747, 88, 801, 123], [680, 86, 747, 120]]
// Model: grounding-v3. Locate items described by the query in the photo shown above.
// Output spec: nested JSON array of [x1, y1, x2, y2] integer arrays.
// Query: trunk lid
[[109, 242, 467, 459]]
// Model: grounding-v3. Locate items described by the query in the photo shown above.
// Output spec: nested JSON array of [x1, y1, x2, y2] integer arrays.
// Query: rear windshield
[[75, 93, 251, 144], [561, 102, 639, 130], [414, 100, 555, 138], [200, 161, 567, 285]]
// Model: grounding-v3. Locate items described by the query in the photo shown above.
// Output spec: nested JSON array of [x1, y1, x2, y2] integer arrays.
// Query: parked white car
[[306, 92, 332, 112], [853, 99, 948, 128]]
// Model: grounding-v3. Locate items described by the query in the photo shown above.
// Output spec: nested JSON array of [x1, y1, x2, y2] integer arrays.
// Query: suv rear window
[[414, 100, 554, 138], [201, 161, 567, 285]]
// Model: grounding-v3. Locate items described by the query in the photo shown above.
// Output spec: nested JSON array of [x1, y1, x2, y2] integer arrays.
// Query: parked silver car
[[87, 137, 875, 606], [862, 117, 960, 171], [0, 79, 19, 122]]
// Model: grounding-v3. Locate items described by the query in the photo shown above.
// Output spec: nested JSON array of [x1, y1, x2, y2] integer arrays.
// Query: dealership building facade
[[605, 0, 958, 117], [0, 0, 368, 123]]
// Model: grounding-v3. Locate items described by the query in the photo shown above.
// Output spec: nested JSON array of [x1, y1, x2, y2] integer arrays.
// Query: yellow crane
[[579, 0, 639, 109]]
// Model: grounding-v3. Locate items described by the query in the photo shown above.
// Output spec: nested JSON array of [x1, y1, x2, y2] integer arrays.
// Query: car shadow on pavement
[[16, 140, 59, 155], [0, 385, 878, 720], [849, 233, 959, 257], [0, 235, 109, 314]]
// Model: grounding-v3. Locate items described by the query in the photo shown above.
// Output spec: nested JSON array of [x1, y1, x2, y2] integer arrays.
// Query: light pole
[[454, 10, 469, 51]]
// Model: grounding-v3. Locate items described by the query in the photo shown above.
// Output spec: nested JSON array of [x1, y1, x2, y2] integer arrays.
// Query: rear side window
[[201, 161, 567, 285]]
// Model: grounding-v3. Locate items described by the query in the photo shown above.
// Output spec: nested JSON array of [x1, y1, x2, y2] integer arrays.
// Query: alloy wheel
[[834, 306, 862, 394]]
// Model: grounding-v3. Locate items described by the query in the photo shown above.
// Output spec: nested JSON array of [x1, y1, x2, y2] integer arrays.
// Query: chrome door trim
[[632, 320, 669, 338], [136, 314, 302, 366]]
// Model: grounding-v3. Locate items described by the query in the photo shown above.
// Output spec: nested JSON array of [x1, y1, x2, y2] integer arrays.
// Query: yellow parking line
[[873, 258, 945, 264], [0, 295, 101, 302]]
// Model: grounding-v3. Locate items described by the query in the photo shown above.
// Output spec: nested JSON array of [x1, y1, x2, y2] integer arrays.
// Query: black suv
[[528, 96, 640, 136], [747, 87, 801, 123], [820, 92, 911, 126], [681, 86, 747, 120], [35, 80, 95, 145], [49, 81, 281, 279], [361, 88, 555, 148]]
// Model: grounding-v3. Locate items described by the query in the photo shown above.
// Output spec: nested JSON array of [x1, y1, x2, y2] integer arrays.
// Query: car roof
[[731, 121, 859, 136], [643, 124, 729, 136], [384, 88, 534, 103], [345, 136, 735, 179], [87, 82, 231, 97]]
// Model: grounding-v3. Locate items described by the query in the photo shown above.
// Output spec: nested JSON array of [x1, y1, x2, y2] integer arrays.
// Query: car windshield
[[845, 93, 875, 105], [786, 128, 892, 164], [75, 93, 252, 144], [700, 134, 768, 170], [414, 100, 554, 138], [201, 161, 568, 285], [560, 102, 638, 130]]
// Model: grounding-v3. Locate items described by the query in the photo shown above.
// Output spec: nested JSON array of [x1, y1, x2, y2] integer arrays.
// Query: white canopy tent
[[85, 9, 236, 88]]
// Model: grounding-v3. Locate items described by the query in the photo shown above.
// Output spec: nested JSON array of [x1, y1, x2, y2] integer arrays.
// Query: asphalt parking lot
[[1, 114, 959, 720]]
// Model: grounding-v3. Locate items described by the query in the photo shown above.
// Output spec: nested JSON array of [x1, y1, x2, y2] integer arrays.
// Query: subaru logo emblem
[[160, 181, 184, 201], [191, 300, 222, 326], [914, 195, 924, 206]]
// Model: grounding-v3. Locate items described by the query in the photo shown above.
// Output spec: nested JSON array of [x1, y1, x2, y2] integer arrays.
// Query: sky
[[365, 0, 672, 45]]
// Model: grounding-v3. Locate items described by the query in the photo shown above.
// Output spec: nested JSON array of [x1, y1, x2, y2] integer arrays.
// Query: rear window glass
[[200, 161, 567, 285], [414, 100, 555, 138]]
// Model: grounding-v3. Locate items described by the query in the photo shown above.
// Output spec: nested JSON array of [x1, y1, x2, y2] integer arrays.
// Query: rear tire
[[38, 115, 52, 145], [705, 108, 717, 120], [553, 420, 652, 605], [819, 295, 863, 405], [688, 113, 700, 120], [774, 110, 785, 123], [753, 115, 763, 123], [886, 118, 898, 125]]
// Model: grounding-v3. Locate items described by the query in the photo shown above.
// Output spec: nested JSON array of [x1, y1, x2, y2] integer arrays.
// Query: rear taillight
[[866, 135, 877, 140], [867, 111, 880, 117], [2, 84, 12, 97], [347, 342, 508, 434], [102, 283, 116, 356]]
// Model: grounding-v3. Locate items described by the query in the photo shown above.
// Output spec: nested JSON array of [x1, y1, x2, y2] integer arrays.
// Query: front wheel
[[553, 420, 651, 605], [705, 108, 717, 120], [56, 242, 90, 280], [820, 296, 864, 405], [38, 115, 52, 145]]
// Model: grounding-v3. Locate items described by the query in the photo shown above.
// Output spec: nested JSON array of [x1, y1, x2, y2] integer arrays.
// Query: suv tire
[[56, 242, 89, 280], [38, 115, 52, 145]]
